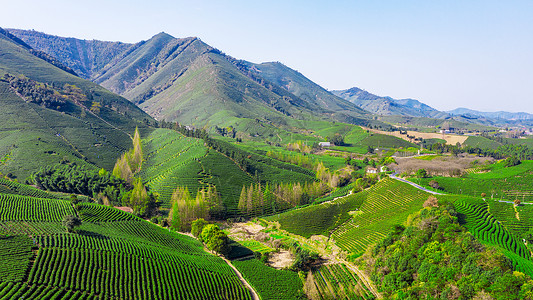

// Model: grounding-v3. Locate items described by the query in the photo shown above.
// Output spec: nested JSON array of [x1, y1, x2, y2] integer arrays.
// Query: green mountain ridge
[[0, 27, 154, 179], [8, 29, 386, 132]]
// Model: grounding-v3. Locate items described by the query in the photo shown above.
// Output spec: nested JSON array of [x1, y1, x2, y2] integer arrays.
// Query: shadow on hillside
[[77, 230, 110, 240]]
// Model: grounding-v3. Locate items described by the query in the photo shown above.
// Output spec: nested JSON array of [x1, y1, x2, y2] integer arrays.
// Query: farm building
[[319, 142, 332, 147], [366, 167, 378, 174]]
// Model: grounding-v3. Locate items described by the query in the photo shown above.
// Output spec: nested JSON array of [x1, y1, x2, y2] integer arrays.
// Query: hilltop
[[8, 29, 385, 133]]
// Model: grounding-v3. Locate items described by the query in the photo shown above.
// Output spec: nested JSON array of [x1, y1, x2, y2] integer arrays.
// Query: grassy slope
[[140, 129, 315, 214], [0, 30, 154, 178]]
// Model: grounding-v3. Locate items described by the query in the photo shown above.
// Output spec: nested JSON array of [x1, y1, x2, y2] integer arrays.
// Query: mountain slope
[[248, 61, 368, 116], [333, 87, 448, 118], [7, 28, 135, 79], [9, 29, 382, 131], [0, 27, 154, 178], [448, 107, 533, 121]]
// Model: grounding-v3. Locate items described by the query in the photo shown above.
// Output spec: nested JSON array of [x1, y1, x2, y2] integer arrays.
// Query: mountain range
[[6, 28, 532, 130]]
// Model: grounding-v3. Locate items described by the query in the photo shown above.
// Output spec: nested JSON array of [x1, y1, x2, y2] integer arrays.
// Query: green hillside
[[0, 192, 251, 299], [0, 28, 154, 179]]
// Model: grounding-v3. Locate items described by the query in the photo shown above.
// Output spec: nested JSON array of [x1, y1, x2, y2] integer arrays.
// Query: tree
[[62, 215, 82, 233], [416, 169, 428, 178], [191, 218, 208, 238], [428, 180, 440, 190], [199, 224, 232, 256]]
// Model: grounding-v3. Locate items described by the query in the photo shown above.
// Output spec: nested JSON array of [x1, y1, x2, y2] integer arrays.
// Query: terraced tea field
[[0, 192, 252, 299], [139, 129, 207, 208], [331, 179, 429, 254], [310, 263, 374, 300], [233, 258, 304, 300], [452, 197, 533, 276]]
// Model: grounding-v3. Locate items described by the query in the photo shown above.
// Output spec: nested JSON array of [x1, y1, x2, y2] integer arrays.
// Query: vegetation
[[359, 202, 533, 299], [233, 259, 305, 300]]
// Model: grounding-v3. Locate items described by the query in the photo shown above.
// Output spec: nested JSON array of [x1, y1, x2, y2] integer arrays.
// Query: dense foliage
[[32, 164, 158, 217], [359, 202, 533, 299], [1, 74, 67, 110]]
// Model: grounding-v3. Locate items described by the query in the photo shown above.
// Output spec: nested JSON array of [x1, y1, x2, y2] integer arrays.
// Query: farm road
[[388, 173, 444, 195]]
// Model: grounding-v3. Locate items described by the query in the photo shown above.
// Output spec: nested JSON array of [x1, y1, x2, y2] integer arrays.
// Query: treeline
[[111, 127, 159, 217], [429, 142, 533, 160], [237, 181, 329, 218], [169, 186, 223, 231], [2, 74, 67, 110], [32, 164, 126, 202], [358, 199, 533, 299], [266, 150, 318, 170]]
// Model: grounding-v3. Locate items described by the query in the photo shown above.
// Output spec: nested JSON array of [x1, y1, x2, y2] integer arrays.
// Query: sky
[[1, 0, 532, 113]]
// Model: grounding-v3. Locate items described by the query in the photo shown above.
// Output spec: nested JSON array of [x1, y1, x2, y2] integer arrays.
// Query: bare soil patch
[[391, 154, 493, 176]]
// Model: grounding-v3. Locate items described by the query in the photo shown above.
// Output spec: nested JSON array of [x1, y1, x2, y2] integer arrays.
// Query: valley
[[0, 25, 533, 300]]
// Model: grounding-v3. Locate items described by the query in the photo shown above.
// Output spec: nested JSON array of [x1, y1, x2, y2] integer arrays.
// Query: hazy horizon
[[2, 0, 532, 114]]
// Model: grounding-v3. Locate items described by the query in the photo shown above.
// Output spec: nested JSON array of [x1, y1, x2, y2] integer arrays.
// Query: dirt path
[[222, 257, 260, 300], [174, 230, 260, 300]]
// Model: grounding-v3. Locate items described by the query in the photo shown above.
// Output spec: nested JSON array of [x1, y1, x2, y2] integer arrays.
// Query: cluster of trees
[[503, 156, 522, 167], [169, 186, 223, 231], [429, 142, 533, 160], [316, 162, 351, 188], [32, 163, 158, 217], [157, 121, 208, 140], [2, 74, 67, 110], [214, 125, 237, 139], [113, 127, 143, 183], [238, 181, 328, 217], [286, 141, 313, 153], [359, 200, 533, 299], [266, 150, 318, 170], [191, 219, 231, 256], [32, 164, 127, 203], [327, 133, 345, 146]]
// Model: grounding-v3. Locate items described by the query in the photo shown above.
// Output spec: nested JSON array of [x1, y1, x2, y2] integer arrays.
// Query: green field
[[310, 263, 374, 300], [268, 178, 430, 256], [139, 129, 208, 209], [417, 160, 533, 202]]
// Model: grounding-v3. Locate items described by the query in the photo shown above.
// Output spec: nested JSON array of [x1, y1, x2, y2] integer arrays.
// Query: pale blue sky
[[2, 0, 532, 113]]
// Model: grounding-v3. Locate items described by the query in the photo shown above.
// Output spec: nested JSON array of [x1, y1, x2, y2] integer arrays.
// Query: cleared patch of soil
[[267, 250, 293, 269]]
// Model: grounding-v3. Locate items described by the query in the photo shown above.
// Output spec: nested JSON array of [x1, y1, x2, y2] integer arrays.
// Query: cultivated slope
[[0, 27, 153, 178]]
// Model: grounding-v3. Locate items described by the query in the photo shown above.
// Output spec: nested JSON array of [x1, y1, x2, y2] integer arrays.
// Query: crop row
[[0, 178, 60, 199], [233, 258, 304, 300], [76, 203, 138, 223], [454, 200, 530, 258], [332, 179, 428, 254], [0, 221, 67, 236], [0, 235, 34, 282], [26, 247, 250, 300], [313, 264, 374, 300], [0, 194, 74, 222], [36, 232, 235, 275]]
